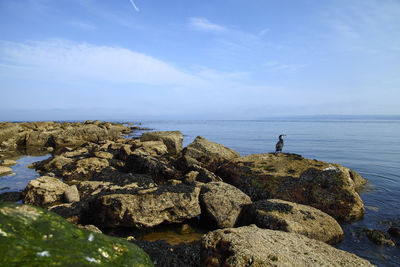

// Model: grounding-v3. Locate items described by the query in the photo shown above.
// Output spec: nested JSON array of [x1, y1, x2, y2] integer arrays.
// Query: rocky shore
[[0, 121, 385, 266]]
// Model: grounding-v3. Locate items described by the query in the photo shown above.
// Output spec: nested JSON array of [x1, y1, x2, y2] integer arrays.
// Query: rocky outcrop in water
[[6, 124, 375, 266], [0, 121, 131, 152], [217, 153, 366, 222], [0, 202, 153, 266], [201, 225, 374, 267], [243, 199, 344, 244]]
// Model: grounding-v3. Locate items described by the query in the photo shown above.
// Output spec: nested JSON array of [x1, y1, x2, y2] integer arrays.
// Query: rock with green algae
[[0, 202, 153, 267]]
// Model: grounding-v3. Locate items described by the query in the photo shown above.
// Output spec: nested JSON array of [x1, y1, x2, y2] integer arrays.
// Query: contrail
[[129, 0, 140, 12]]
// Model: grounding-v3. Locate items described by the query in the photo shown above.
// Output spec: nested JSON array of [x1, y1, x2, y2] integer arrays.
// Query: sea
[[1, 118, 400, 266]]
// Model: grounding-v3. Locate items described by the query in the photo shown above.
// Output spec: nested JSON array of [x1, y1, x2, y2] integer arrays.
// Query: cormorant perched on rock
[[275, 134, 286, 154]]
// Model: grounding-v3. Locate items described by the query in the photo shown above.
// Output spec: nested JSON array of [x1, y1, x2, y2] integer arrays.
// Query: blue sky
[[0, 0, 399, 120]]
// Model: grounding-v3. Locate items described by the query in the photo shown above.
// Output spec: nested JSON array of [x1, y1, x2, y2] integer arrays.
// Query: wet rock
[[245, 199, 344, 244], [217, 153, 366, 222], [364, 229, 396, 247], [0, 191, 22, 202], [0, 202, 153, 266], [48, 202, 87, 224], [64, 185, 80, 203], [183, 136, 239, 167], [22, 176, 69, 207], [201, 225, 374, 267], [140, 131, 183, 156], [0, 166, 12, 176], [200, 182, 252, 228], [90, 184, 201, 228], [0, 159, 17, 167], [119, 144, 133, 161], [133, 240, 200, 267], [388, 227, 400, 239]]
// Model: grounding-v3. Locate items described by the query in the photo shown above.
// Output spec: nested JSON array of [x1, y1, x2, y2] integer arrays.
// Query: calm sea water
[[129, 119, 400, 266], [1, 119, 399, 266]]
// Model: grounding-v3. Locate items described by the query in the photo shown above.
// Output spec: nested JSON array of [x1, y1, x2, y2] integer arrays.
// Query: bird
[[275, 134, 286, 155]]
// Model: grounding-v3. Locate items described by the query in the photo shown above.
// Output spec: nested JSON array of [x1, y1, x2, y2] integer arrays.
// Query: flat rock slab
[[0, 159, 17, 167], [90, 184, 201, 228], [0, 202, 153, 266], [200, 182, 252, 228], [0, 166, 12, 176], [201, 225, 375, 267], [247, 199, 344, 244]]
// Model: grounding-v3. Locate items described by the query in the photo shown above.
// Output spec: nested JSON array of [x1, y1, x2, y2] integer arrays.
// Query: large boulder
[[89, 184, 201, 228], [245, 199, 344, 244], [0, 202, 153, 266], [183, 136, 240, 167], [200, 182, 252, 228], [217, 153, 366, 222], [26, 130, 56, 147], [22, 176, 69, 206], [140, 131, 183, 155], [201, 225, 374, 267]]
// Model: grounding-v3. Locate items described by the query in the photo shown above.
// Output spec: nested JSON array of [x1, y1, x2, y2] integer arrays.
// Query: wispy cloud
[[264, 61, 306, 72], [129, 0, 140, 12], [323, 0, 400, 53], [188, 17, 227, 32], [67, 21, 96, 31], [0, 39, 205, 86]]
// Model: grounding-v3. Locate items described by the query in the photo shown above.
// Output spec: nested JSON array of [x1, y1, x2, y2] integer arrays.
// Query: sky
[[0, 0, 399, 121]]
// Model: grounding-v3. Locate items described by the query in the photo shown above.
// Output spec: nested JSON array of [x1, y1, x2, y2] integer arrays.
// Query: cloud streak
[[129, 0, 140, 12], [188, 17, 227, 32]]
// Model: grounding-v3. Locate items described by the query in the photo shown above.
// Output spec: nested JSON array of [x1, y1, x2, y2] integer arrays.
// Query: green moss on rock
[[0, 202, 153, 267]]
